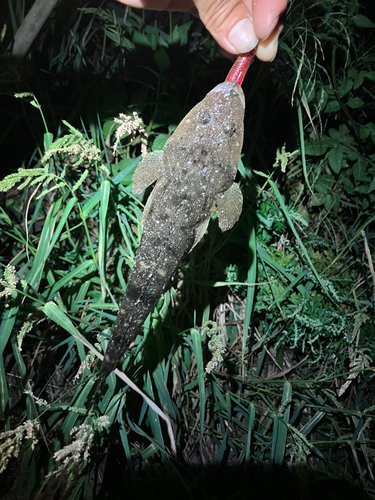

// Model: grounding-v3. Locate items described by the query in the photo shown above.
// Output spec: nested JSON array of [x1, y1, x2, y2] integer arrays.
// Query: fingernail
[[257, 23, 283, 62], [228, 18, 258, 53], [259, 36, 279, 62]]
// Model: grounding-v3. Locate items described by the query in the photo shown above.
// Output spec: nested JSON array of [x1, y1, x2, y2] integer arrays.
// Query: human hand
[[116, 0, 288, 61]]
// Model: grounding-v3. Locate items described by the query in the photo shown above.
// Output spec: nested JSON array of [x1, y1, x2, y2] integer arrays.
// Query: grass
[[0, 0, 374, 498]]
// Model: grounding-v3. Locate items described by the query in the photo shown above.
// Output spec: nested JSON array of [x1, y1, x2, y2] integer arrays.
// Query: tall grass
[[0, 0, 374, 498]]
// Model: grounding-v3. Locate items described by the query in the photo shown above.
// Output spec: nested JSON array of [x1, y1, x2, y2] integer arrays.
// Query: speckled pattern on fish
[[100, 81, 246, 381]]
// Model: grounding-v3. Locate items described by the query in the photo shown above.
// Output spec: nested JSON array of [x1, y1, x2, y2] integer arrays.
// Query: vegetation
[[0, 0, 374, 498]]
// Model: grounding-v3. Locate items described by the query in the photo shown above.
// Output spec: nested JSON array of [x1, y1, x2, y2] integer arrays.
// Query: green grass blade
[[274, 381, 292, 465], [0, 355, 9, 430], [191, 328, 205, 443], [60, 378, 96, 438], [46, 260, 95, 300], [48, 197, 78, 250], [273, 269, 310, 305], [112, 156, 141, 185], [327, 215, 375, 270], [118, 416, 134, 475], [300, 411, 325, 436], [42, 301, 97, 362], [256, 244, 309, 299], [244, 403, 256, 463], [242, 212, 257, 357], [99, 180, 111, 295], [105, 393, 125, 424], [144, 371, 165, 449], [152, 365, 177, 420], [126, 417, 171, 460], [18, 445, 36, 497], [297, 103, 314, 195], [0, 304, 18, 355], [216, 429, 228, 464], [27, 197, 77, 289], [26, 197, 62, 289], [81, 189, 102, 218], [268, 179, 333, 301], [10, 334, 37, 420]]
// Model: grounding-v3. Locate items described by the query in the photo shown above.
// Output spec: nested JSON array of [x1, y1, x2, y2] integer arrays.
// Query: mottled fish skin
[[100, 81, 245, 380]]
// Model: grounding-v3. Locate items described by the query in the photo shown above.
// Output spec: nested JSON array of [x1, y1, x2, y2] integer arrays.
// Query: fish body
[[101, 73, 251, 380]]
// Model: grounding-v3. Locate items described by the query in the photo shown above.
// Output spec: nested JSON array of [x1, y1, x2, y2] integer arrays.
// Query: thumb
[[195, 0, 258, 55]]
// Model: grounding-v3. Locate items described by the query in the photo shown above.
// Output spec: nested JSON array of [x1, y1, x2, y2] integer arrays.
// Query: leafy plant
[[0, 1, 375, 498]]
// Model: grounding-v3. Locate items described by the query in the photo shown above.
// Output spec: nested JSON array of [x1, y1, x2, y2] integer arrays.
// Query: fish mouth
[[211, 81, 245, 108]]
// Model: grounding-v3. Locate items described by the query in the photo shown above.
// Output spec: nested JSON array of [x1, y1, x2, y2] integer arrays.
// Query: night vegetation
[[0, 1, 374, 498]]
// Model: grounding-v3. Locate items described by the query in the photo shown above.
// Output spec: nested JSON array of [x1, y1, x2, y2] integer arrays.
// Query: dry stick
[[265, 355, 309, 380], [114, 368, 177, 456], [7, 0, 60, 60], [363, 231, 375, 300], [79, 341, 177, 456], [254, 326, 283, 373]]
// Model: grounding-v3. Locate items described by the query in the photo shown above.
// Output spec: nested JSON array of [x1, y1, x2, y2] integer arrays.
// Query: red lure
[[225, 48, 257, 86]]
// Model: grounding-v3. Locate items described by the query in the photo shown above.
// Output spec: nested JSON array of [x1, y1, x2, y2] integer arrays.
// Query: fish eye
[[223, 123, 236, 136], [198, 110, 211, 124]]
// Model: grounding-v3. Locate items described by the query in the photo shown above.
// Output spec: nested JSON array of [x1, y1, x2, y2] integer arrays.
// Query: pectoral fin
[[216, 183, 243, 232], [132, 150, 164, 195]]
